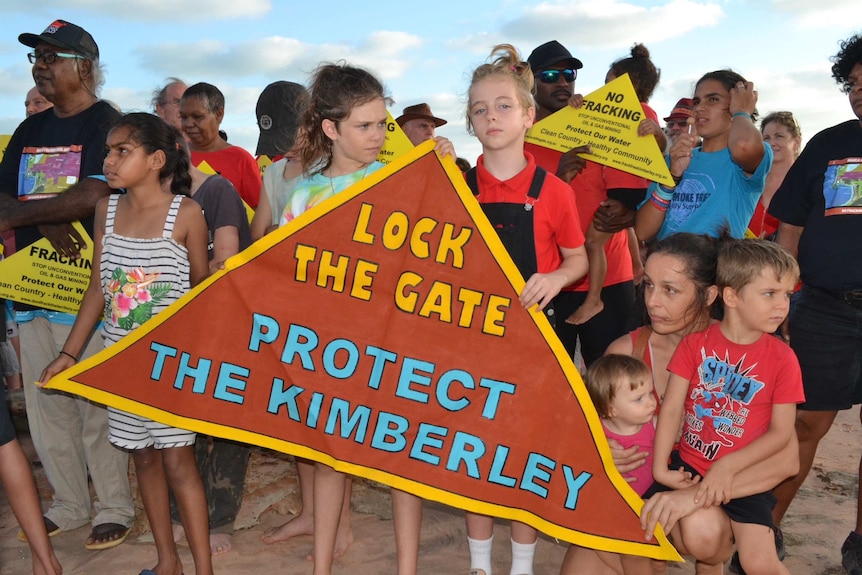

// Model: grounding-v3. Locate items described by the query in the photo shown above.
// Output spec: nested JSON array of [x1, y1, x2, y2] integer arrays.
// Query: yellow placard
[[256, 154, 274, 179], [0, 134, 11, 163], [0, 222, 93, 313], [378, 110, 414, 165], [195, 159, 255, 222], [526, 74, 673, 186]]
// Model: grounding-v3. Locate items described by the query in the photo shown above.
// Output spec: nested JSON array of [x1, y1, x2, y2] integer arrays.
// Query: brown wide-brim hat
[[395, 103, 447, 128]]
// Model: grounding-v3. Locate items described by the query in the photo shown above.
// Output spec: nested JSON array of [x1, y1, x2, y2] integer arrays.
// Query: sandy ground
[[1, 402, 859, 575]]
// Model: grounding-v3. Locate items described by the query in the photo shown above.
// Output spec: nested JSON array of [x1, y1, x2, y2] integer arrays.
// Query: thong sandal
[[85, 522, 130, 550], [17, 515, 62, 542]]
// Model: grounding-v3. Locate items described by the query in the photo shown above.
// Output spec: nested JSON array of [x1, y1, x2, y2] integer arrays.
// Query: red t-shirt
[[668, 323, 804, 476], [192, 146, 262, 208], [474, 152, 585, 274]]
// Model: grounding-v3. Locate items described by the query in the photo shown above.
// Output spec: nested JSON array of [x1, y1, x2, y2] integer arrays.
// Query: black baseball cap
[[19, 19, 99, 60], [527, 40, 583, 71], [256, 81, 308, 156]]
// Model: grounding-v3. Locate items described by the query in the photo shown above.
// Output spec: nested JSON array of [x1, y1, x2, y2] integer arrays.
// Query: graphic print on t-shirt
[[17, 145, 82, 200], [823, 157, 862, 216], [664, 170, 713, 229], [684, 350, 764, 462]]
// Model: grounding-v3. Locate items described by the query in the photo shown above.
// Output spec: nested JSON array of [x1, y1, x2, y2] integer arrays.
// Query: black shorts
[[607, 188, 648, 212], [645, 451, 776, 527], [789, 285, 862, 410]]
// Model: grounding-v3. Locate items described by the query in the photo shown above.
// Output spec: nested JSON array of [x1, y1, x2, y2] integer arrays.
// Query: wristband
[[649, 191, 671, 211], [671, 172, 683, 185], [732, 111, 753, 121], [59, 350, 77, 362], [655, 184, 675, 201]]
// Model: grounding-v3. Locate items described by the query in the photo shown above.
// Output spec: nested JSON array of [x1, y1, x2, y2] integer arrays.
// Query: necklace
[[327, 163, 370, 197]]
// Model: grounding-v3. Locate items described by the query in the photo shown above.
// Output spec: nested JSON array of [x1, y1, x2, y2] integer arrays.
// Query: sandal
[[17, 515, 62, 542], [84, 522, 130, 550]]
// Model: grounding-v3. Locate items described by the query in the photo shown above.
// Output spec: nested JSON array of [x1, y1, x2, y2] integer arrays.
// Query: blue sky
[[1, 0, 859, 163]]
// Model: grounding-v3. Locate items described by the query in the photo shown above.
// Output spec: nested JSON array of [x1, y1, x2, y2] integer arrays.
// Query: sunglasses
[[666, 119, 690, 128], [28, 51, 84, 65], [536, 69, 577, 84]]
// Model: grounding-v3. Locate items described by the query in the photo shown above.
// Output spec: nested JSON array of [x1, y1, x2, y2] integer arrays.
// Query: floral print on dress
[[106, 267, 172, 330]]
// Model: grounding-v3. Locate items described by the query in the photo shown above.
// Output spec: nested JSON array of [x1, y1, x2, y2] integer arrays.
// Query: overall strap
[[466, 167, 479, 196]]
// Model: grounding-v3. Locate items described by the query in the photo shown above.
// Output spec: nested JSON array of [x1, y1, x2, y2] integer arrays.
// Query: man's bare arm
[[0, 177, 111, 232]]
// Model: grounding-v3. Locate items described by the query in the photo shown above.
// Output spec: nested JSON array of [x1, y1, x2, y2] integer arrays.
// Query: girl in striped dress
[[40, 113, 211, 575]]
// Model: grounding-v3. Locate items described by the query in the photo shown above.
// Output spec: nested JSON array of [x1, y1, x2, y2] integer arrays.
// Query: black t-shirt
[[0, 100, 120, 252], [768, 120, 862, 291], [0, 100, 120, 312], [190, 174, 253, 260]]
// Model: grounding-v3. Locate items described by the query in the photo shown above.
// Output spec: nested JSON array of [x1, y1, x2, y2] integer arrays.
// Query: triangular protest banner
[[525, 73, 673, 186], [0, 221, 93, 313], [46, 140, 679, 561]]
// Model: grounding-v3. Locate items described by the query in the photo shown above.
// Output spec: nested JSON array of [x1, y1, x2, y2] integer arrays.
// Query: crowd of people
[[1, 15, 862, 575]]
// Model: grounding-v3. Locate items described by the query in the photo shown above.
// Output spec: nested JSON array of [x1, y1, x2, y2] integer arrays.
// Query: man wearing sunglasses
[[0, 19, 134, 551], [525, 41, 638, 365]]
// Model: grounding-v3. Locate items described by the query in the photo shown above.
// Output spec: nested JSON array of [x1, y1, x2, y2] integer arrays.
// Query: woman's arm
[[727, 82, 766, 173], [641, 433, 798, 537]]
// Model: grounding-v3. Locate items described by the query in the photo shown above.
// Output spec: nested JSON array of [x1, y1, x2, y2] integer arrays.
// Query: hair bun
[[630, 43, 650, 59]]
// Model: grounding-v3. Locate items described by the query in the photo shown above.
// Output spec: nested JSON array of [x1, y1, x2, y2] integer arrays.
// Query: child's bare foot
[[210, 533, 233, 556], [32, 552, 62, 575], [566, 299, 604, 325], [304, 527, 354, 561], [171, 523, 186, 544], [260, 512, 313, 544]]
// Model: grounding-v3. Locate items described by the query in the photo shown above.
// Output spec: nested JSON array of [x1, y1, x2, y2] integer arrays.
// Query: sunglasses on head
[[536, 69, 577, 84]]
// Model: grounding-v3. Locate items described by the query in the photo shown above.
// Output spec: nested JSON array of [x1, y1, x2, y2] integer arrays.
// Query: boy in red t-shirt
[[653, 238, 803, 575]]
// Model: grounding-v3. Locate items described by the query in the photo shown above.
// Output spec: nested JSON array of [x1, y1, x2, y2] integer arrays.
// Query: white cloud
[[137, 31, 424, 82], [770, 0, 860, 28], [3, 0, 270, 21], [0, 63, 35, 98], [500, 0, 725, 49]]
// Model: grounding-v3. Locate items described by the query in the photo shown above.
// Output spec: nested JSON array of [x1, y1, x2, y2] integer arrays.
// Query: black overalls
[[466, 166, 555, 326]]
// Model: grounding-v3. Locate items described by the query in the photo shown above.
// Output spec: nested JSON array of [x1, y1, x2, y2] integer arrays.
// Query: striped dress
[[101, 194, 196, 449]]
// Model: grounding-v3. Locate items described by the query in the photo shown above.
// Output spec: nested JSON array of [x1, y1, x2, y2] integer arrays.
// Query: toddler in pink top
[[585, 354, 657, 575]]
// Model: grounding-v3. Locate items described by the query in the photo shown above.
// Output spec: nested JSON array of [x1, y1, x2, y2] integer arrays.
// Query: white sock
[[468, 535, 493, 575], [510, 538, 536, 575]]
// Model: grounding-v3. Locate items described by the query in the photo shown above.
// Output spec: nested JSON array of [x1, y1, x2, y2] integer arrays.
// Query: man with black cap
[[0, 19, 134, 550], [395, 103, 447, 146], [525, 40, 639, 370]]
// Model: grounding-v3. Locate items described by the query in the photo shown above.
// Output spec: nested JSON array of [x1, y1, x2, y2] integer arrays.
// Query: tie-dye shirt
[[279, 161, 384, 225]]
